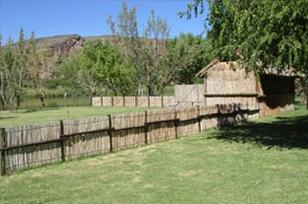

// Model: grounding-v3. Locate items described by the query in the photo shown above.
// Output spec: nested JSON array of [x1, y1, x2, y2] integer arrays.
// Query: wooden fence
[[0, 103, 259, 175], [92, 96, 178, 107]]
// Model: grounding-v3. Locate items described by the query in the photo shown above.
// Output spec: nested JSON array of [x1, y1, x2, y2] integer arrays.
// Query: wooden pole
[[197, 105, 201, 133], [108, 115, 113, 152], [148, 95, 150, 107], [111, 97, 114, 107], [0, 128, 7, 176], [135, 96, 138, 107], [59, 120, 65, 162], [144, 111, 148, 144], [174, 109, 178, 139], [123, 96, 126, 107]]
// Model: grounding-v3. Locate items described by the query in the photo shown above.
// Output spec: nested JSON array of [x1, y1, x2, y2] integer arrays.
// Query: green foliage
[[183, 0, 308, 107], [108, 3, 171, 95], [57, 40, 136, 96], [183, 0, 308, 74], [165, 33, 210, 84], [0, 29, 48, 110]]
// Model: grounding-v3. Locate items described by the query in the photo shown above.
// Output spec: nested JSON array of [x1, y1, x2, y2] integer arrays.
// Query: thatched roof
[[196, 60, 243, 78], [196, 60, 302, 78]]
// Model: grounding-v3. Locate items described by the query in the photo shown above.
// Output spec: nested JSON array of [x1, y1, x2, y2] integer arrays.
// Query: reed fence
[[0, 103, 259, 175], [92, 96, 180, 107]]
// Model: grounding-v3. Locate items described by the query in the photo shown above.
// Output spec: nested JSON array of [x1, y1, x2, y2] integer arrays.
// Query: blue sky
[[0, 0, 208, 42]]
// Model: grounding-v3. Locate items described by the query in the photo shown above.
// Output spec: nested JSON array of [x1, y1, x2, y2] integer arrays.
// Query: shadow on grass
[[208, 114, 308, 149], [21, 107, 61, 113], [0, 116, 16, 120]]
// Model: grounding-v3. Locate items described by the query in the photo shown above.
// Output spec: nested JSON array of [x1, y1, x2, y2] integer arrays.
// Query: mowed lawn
[[0, 106, 307, 203], [0, 106, 160, 127]]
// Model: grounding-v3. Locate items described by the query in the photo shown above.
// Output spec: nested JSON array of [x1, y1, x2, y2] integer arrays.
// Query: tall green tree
[[26, 32, 47, 107], [182, 0, 308, 108], [0, 38, 20, 110], [107, 2, 171, 95], [57, 40, 136, 98], [14, 28, 28, 108], [164, 33, 209, 85], [0, 29, 29, 110]]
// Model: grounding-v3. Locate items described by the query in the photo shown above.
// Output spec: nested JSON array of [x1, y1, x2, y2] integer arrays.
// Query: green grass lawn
[[0, 106, 307, 203], [0, 106, 160, 127]]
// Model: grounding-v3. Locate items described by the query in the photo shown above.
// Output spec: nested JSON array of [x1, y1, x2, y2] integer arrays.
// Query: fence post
[[135, 96, 138, 107], [101, 97, 104, 107], [174, 109, 178, 139], [161, 95, 164, 107], [59, 120, 66, 162], [111, 97, 114, 107], [144, 111, 148, 144], [108, 115, 113, 152], [123, 96, 126, 107], [197, 105, 201, 133], [0, 128, 7, 176]]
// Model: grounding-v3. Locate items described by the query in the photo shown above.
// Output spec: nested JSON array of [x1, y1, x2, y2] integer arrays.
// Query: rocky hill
[[35, 34, 111, 79]]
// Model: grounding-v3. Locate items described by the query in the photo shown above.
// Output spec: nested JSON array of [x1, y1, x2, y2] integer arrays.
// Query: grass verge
[[0, 106, 160, 127]]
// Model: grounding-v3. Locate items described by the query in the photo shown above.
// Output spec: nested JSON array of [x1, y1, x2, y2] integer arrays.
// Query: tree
[[0, 29, 29, 111], [14, 28, 28, 108], [57, 40, 136, 98], [164, 33, 209, 85], [107, 2, 172, 95], [26, 32, 47, 107], [0, 36, 20, 110], [182, 0, 308, 108]]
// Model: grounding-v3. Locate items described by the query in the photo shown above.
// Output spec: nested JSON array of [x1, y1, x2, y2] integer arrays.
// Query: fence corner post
[[0, 128, 7, 176], [59, 120, 66, 162], [108, 114, 113, 152]]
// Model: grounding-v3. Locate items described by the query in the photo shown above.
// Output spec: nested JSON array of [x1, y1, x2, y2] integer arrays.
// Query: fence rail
[[0, 103, 259, 175]]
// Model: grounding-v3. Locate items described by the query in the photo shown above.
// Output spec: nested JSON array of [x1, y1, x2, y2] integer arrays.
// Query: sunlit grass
[[0, 107, 307, 203], [0, 106, 160, 127]]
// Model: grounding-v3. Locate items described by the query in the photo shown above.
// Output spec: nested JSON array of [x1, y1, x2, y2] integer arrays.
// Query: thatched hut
[[196, 61, 296, 117]]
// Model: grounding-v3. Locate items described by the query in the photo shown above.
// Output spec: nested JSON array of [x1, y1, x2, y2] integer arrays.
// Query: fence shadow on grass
[[208, 114, 308, 149]]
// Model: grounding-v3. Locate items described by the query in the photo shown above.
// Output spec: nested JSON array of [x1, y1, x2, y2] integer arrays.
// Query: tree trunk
[[147, 85, 154, 96], [39, 94, 45, 107]]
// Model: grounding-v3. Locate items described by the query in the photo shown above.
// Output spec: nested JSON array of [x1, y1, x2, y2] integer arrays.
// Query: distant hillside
[[34, 34, 113, 79], [35, 34, 113, 49]]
